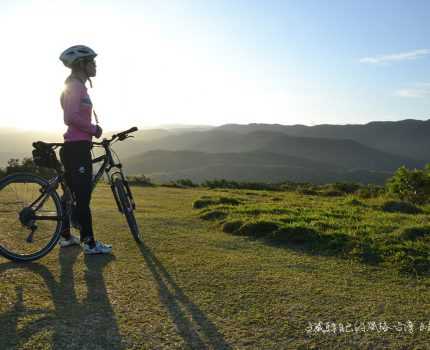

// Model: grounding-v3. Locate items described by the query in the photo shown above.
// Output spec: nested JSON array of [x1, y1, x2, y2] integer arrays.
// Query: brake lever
[[118, 135, 134, 141]]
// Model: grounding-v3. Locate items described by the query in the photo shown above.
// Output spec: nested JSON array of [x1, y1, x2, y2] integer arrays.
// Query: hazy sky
[[0, 0, 429, 132]]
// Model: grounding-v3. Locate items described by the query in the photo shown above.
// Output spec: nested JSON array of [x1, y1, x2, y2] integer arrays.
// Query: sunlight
[[0, 0, 306, 132]]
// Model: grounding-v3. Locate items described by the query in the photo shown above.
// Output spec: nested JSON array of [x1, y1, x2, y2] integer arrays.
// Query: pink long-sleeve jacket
[[61, 78, 97, 142]]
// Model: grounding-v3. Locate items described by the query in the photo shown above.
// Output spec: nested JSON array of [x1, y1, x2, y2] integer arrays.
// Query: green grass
[[1, 186, 430, 349], [194, 191, 430, 276]]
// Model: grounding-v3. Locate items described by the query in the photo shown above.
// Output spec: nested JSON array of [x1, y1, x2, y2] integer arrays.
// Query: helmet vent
[[60, 45, 97, 67]]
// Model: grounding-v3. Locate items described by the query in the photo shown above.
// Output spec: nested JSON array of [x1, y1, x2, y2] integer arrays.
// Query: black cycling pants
[[60, 141, 94, 244]]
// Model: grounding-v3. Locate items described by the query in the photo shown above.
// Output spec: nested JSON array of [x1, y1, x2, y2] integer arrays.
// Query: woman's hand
[[94, 125, 103, 138]]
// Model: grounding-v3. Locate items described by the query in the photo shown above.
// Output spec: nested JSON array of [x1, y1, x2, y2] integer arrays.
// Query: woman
[[58, 45, 112, 254]]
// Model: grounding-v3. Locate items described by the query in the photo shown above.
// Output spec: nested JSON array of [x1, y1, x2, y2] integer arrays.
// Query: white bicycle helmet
[[59, 45, 97, 68]]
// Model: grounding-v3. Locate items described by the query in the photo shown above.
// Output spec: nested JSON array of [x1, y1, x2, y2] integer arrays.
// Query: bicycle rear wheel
[[0, 173, 63, 262], [113, 178, 142, 243]]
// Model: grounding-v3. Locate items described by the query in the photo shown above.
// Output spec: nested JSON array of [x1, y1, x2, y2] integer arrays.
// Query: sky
[[0, 0, 429, 132]]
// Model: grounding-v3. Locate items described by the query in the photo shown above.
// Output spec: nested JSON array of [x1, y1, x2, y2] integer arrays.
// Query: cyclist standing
[[58, 45, 112, 254]]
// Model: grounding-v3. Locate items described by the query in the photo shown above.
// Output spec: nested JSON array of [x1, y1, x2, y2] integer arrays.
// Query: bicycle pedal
[[26, 225, 37, 243]]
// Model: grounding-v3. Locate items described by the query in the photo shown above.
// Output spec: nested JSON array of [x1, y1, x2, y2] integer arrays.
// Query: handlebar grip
[[115, 126, 138, 139], [124, 126, 138, 134]]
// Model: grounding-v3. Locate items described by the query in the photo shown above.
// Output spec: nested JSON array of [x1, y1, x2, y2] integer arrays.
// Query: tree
[[386, 165, 430, 204], [5, 157, 56, 178]]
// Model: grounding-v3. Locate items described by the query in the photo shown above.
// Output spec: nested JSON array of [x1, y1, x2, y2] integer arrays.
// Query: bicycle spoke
[[24, 181, 28, 204], [0, 175, 62, 260]]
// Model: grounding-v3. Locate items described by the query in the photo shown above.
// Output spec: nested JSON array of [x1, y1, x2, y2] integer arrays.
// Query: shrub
[[129, 174, 154, 187], [193, 198, 217, 209], [350, 240, 381, 264], [238, 220, 279, 237], [203, 179, 280, 191], [203, 179, 239, 189], [356, 184, 384, 198], [399, 226, 430, 241], [4, 157, 56, 178], [381, 200, 422, 214], [270, 226, 319, 244], [218, 197, 241, 205], [175, 178, 198, 187], [222, 220, 243, 234], [386, 165, 430, 204], [388, 241, 430, 275], [192, 195, 242, 210], [200, 210, 227, 221], [346, 198, 365, 206], [330, 182, 361, 194], [162, 181, 181, 188], [239, 182, 279, 191], [320, 190, 344, 197], [321, 233, 354, 253], [296, 187, 318, 196]]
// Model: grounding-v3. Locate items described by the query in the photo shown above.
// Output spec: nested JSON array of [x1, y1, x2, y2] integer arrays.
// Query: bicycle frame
[[91, 139, 136, 213], [27, 127, 138, 224], [0, 126, 140, 261], [91, 138, 126, 181], [28, 139, 127, 221]]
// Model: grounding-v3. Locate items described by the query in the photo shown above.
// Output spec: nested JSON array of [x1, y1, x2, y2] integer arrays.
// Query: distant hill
[[258, 132, 422, 171], [0, 130, 61, 167], [0, 127, 190, 166], [216, 119, 430, 161], [123, 150, 392, 185], [116, 129, 424, 171], [1, 119, 427, 185], [118, 129, 423, 174]]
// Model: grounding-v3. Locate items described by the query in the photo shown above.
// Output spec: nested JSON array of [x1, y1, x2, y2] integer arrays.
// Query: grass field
[[1, 185, 430, 349]]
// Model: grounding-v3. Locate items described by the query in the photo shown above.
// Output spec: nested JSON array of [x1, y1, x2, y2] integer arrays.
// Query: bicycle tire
[[0, 173, 63, 262], [113, 178, 142, 243]]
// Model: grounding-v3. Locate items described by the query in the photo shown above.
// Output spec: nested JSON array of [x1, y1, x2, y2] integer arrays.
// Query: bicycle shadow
[[0, 249, 124, 349], [137, 242, 232, 349]]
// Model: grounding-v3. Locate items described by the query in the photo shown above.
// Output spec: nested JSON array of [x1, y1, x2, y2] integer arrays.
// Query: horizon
[[2, 117, 430, 135], [1, 0, 429, 132]]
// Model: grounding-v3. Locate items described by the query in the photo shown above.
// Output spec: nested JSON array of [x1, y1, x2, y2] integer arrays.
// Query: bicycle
[[0, 127, 141, 262]]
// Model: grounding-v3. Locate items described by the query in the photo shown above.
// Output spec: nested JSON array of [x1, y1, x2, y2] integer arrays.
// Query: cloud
[[360, 49, 430, 64], [395, 83, 430, 98]]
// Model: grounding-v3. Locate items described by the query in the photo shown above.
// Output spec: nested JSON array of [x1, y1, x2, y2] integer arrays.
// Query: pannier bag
[[32, 142, 60, 169]]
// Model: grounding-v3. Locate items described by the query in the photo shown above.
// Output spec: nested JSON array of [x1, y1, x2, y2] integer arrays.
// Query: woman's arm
[[62, 81, 97, 135]]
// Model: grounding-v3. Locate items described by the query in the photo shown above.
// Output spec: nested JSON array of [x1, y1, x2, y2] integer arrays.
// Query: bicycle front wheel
[[113, 178, 142, 243], [0, 173, 63, 262]]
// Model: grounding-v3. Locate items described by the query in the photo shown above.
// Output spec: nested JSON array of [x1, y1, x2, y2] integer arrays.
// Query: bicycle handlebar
[[33, 126, 138, 149], [113, 126, 138, 140]]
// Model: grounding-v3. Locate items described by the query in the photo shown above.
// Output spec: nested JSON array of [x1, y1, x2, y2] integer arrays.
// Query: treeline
[[161, 178, 384, 198], [133, 165, 430, 205], [0, 157, 56, 179], [2, 157, 430, 205]]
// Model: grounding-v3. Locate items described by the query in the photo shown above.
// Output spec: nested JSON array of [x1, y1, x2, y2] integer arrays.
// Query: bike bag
[[32, 142, 60, 169]]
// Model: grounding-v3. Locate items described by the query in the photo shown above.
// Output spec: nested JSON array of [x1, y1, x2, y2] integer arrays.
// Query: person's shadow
[[137, 242, 232, 349], [0, 242, 234, 349], [0, 248, 124, 349]]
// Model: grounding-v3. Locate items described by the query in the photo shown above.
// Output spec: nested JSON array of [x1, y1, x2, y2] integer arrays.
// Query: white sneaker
[[83, 241, 112, 255], [59, 234, 81, 248]]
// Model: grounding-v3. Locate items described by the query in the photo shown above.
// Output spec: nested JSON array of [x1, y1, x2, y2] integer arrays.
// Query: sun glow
[[0, 0, 307, 133]]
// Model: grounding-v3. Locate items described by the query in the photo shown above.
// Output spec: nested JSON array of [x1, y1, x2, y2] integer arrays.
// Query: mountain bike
[[0, 127, 141, 262]]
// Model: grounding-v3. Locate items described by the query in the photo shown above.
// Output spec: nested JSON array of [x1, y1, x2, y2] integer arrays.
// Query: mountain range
[[1, 118, 428, 184]]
